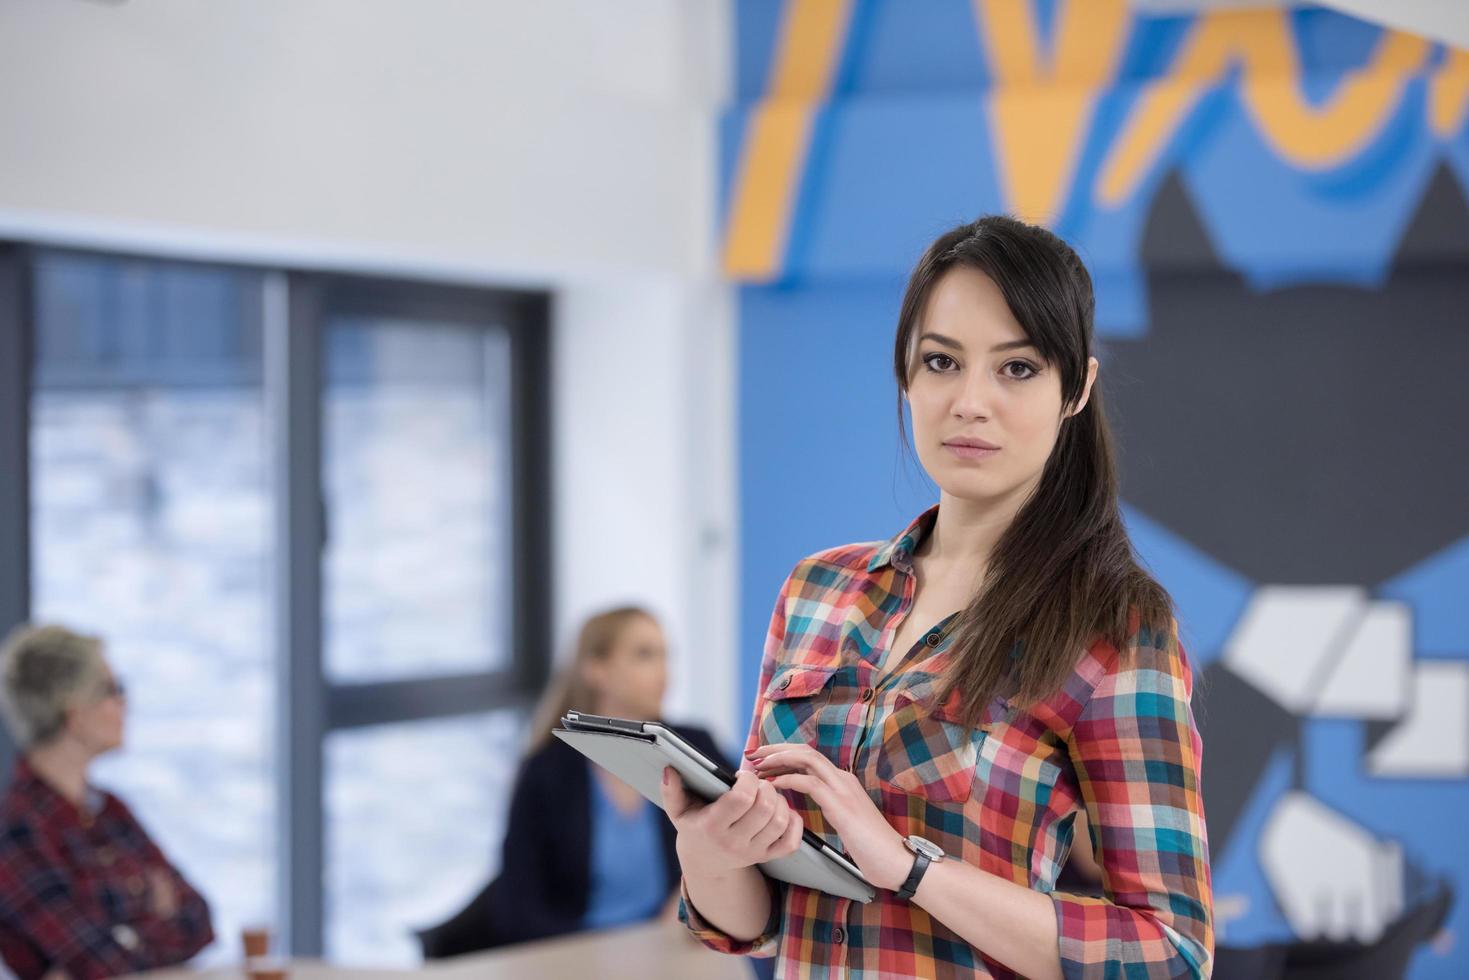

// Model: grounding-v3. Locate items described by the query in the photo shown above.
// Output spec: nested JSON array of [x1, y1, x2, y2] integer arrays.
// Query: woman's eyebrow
[[918, 332, 964, 350], [919, 332, 1035, 354]]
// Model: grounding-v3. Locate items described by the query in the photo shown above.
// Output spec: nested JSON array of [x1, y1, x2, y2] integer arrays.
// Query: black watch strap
[[894, 847, 931, 901]]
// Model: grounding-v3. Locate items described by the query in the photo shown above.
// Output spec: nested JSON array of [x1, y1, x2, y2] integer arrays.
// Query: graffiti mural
[[726, 2, 1469, 975]]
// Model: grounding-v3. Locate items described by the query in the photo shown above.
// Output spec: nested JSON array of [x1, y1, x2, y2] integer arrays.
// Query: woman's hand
[[659, 766, 804, 879], [751, 743, 912, 891]]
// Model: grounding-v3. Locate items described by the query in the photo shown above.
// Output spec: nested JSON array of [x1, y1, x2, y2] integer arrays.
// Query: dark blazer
[[418, 721, 731, 958]]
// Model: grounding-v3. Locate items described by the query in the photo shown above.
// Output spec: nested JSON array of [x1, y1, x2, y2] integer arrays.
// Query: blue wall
[[726, 2, 1469, 973]]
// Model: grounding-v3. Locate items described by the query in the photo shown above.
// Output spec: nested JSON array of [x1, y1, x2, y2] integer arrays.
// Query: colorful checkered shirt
[[680, 506, 1213, 978]]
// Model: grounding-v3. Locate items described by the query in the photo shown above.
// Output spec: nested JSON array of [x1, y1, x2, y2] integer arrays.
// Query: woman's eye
[[921, 352, 957, 373], [1002, 360, 1039, 380]]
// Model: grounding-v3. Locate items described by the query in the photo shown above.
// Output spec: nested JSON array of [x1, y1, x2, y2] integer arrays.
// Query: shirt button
[[860, 688, 874, 702], [925, 632, 943, 648], [833, 927, 845, 944]]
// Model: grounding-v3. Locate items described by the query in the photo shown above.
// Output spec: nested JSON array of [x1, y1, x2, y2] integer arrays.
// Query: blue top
[[581, 771, 668, 930]]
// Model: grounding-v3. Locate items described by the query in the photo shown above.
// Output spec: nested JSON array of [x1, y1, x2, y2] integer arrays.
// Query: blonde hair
[[0, 623, 109, 748], [526, 606, 657, 754]]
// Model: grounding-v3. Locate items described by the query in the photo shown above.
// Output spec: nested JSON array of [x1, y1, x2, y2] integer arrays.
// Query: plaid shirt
[[0, 760, 214, 979], [681, 506, 1213, 978]]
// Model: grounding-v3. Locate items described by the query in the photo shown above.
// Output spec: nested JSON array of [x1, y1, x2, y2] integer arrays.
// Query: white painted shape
[[1224, 586, 1366, 713], [1318, 0, 1469, 51], [1259, 791, 1404, 943], [1313, 600, 1413, 719], [1133, 0, 1469, 50], [1368, 661, 1469, 778]]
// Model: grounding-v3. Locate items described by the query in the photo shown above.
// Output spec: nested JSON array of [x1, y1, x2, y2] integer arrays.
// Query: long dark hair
[[893, 215, 1173, 725]]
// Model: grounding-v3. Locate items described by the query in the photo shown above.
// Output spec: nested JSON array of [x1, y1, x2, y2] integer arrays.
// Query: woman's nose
[[951, 372, 995, 420]]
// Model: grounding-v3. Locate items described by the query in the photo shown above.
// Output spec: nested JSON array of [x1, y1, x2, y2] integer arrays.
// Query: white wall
[[0, 0, 725, 281], [0, 0, 740, 743], [553, 282, 739, 746]]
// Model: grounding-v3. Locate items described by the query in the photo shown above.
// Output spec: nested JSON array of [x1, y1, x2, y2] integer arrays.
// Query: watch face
[[906, 834, 944, 861]]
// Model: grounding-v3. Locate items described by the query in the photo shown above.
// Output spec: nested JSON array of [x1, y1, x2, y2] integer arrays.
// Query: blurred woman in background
[[0, 624, 214, 980], [419, 606, 731, 957]]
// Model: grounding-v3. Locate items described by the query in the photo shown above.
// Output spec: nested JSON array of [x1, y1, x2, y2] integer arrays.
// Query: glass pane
[[324, 711, 523, 966], [323, 317, 513, 682], [28, 251, 274, 964]]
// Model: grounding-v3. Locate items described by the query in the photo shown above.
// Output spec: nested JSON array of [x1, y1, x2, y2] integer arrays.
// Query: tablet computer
[[554, 711, 876, 903]]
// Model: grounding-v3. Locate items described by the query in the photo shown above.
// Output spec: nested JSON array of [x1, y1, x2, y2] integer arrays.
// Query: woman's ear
[[1068, 357, 1100, 418]]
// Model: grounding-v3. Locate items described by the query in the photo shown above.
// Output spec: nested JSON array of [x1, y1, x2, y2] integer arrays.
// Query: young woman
[[0, 624, 214, 980], [420, 607, 732, 957], [661, 217, 1213, 978]]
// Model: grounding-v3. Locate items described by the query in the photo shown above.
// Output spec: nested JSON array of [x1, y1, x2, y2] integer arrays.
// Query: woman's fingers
[[765, 805, 805, 859], [749, 804, 792, 852], [753, 743, 838, 784], [702, 768, 759, 830], [754, 743, 827, 766], [768, 772, 827, 804], [726, 777, 782, 844], [659, 766, 696, 821]]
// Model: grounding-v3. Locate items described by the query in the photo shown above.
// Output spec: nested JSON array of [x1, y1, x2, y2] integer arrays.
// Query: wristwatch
[[894, 834, 945, 900]]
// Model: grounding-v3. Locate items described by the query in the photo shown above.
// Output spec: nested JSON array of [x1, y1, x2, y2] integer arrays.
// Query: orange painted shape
[[975, 0, 1131, 223], [1430, 48, 1469, 137], [1097, 77, 1207, 206], [722, 0, 853, 281], [1098, 10, 1431, 207], [723, 103, 817, 280], [1241, 27, 1430, 167]]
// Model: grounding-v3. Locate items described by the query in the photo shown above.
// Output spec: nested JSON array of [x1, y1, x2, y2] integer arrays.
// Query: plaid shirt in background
[[680, 506, 1213, 978], [0, 760, 214, 979]]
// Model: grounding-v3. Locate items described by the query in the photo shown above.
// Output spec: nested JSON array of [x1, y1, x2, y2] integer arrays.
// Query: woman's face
[[65, 659, 127, 756], [584, 616, 668, 720], [906, 265, 1097, 509]]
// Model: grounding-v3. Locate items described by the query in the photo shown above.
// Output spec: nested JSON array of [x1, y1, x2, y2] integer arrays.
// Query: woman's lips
[[944, 442, 1000, 460]]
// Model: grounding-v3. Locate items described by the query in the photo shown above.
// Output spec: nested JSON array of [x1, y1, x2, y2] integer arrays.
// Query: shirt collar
[[867, 504, 941, 572], [13, 757, 104, 820]]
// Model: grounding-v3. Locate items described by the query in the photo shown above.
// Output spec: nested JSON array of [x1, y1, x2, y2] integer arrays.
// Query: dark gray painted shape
[[1193, 662, 1298, 858], [1103, 165, 1469, 585]]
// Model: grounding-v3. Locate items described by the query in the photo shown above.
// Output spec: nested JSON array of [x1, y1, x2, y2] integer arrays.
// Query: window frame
[[0, 245, 553, 957]]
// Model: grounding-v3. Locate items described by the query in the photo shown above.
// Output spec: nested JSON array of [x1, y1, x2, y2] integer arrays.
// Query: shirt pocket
[[875, 675, 986, 804], [974, 721, 1065, 813], [758, 662, 840, 748]]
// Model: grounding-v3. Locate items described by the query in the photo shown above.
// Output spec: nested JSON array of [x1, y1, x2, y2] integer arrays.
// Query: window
[[29, 252, 274, 963], [324, 712, 523, 965], [323, 318, 514, 683], [0, 248, 551, 963]]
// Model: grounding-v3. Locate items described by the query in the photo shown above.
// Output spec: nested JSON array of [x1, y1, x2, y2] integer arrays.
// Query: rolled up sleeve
[[1052, 620, 1214, 979], [677, 874, 783, 957]]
